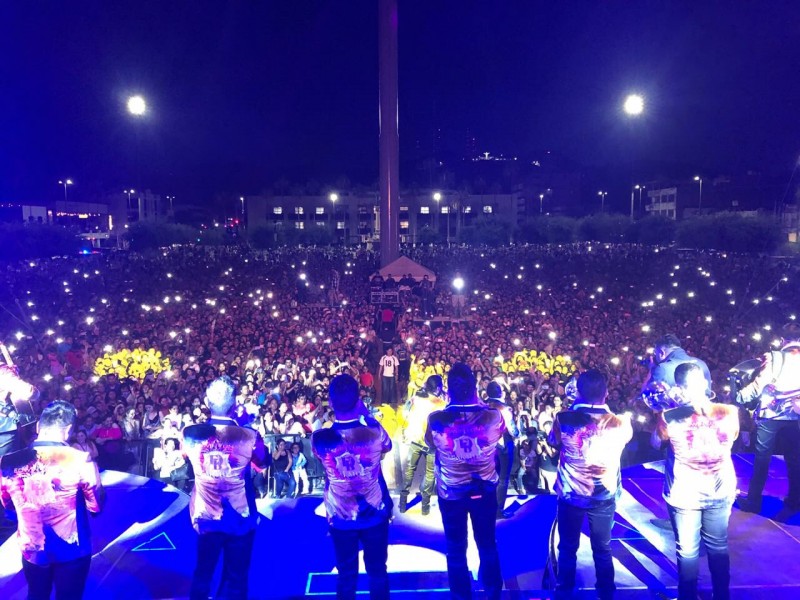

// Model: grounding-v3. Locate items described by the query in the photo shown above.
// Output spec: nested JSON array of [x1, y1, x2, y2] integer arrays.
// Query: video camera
[[727, 358, 760, 402]]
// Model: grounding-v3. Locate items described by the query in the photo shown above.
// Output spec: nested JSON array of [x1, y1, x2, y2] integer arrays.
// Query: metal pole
[[699, 179, 703, 210], [379, 0, 399, 266], [630, 189, 635, 219]]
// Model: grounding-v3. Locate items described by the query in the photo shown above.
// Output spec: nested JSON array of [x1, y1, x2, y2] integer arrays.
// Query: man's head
[[486, 381, 504, 402], [782, 323, 800, 346], [675, 362, 706, 400], [654, 334, 681, 363], [424, 375, 443, 396], [576, 369, 608, 405], [38, 400, 77, 442], [447, 362, 477, 405], [329, 374, 360, 417], [204, 376, 236, 417]]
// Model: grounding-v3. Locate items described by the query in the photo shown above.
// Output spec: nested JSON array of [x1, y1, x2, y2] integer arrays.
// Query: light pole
[[635, 185, 645, 212], [694, 176, 703, 210], [433, 192, 442, 243], [597, 190, 607, 212], [539, 193, 545, 214], [329, 193, 338, 235], [58, 179, 73, 202], [239, 196, 245, 217]]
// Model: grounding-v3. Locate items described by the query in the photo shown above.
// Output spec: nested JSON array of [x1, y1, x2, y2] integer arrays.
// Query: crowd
[[1, 242, 797, 491]]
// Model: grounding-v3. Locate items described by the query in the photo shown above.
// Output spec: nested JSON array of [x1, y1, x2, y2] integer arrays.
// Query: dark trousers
[[747, 419, 800, 507], [381, 376, 397, 405], [22, 555, 91, 600], [555, 498, 616, 600], [668, 503, 732, 600], [495, 443, 513, 515], [439, 492, 503, 600], [274, 471, 296, 498], [330, 520, 390, 600], [401, 443, 435, 505], [190, 529, 255, 600]]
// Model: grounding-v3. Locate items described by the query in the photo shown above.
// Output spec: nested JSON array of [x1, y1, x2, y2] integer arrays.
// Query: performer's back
[[183, 417, 263, 535]]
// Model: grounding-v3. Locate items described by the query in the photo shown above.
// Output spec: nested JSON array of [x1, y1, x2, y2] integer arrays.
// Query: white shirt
[[379, 355, 399, 378]]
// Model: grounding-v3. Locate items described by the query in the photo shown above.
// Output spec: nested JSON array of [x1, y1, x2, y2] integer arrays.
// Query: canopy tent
[[376, 256, 436, 283]]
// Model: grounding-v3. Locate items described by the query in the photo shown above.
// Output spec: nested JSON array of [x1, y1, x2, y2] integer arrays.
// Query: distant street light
[[58, 179, 73, 202], [127, 95, 147, 116], [635, 184, 646, 211], [329, 193, 338, 229], [694, 176, 703, 209], [434, 192, 450, 245], [597, 190, 607, 212], [623, 94, 645, 117], [124, 189, 136, 211], [539, 193, 545, 214]]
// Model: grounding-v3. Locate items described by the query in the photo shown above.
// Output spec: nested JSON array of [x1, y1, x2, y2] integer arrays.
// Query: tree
[[417, 225, 444, 245], [627, 215, 676, 245], [577, 214, 629, 242], [0, 224, 80, 260]]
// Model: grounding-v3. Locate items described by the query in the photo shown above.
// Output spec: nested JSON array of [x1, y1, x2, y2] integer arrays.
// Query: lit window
[[273, 207, 283, 215], [337, 221, 345, 230], [316, 207, 325, 215], [294, 206, 304, 215], [483, 206, 493, 214], [464, 206, 472, 214], [316, 221, 326, 227], [420, 206, 430, 214], [400, 206, 409, 212], [295, 221, 304, 229], [441, 206, 449, 214], [400, 220, 409, 230]]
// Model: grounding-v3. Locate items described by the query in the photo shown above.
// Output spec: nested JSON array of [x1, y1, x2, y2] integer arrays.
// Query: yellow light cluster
[[93, 348, 171, 381]]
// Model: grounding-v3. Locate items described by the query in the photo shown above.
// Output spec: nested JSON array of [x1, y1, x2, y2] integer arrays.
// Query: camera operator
[[735, 323, 800, 515], [484, 381, 520, 519], [642, 334, 712, 396]]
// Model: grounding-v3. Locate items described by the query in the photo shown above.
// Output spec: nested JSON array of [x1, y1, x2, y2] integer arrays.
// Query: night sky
[[2, 1, 799, 205]]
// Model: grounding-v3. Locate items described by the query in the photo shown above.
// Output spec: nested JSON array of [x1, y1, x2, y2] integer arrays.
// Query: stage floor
[[1, 455, 799, 599]]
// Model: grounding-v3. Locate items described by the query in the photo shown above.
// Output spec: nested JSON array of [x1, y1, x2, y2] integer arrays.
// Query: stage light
[[43, 374, 52, 382], [548, 331, 557, 340], [169, 331, 177, 339]]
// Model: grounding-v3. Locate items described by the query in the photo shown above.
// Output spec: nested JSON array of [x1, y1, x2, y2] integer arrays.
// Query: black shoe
[[421, 504, 430, 516], [737, 495, 762, 514], [502, 509, 515, 519], [398, 495, 408, 513]]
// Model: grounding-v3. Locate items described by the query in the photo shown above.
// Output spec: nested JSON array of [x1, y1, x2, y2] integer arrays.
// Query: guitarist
[[736, 324, 800, 516]]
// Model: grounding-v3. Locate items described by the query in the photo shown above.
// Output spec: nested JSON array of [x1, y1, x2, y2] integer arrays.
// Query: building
[[245, 190, 530, 244]]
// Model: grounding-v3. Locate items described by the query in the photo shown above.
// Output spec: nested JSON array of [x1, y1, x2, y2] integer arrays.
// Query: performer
[[0, 362, 40, 457], [549, 370, 632, 600], [426, 362, 505, 600], [484, 381, 519, 519], [1, 400, 104, 600], [399, 374, 446, 515], [182, 376, 268, 600], [643, 334, 712, 395], [736, 323, 800, 515], [312, 374, 393, 600], [656, 362, 739, 600]]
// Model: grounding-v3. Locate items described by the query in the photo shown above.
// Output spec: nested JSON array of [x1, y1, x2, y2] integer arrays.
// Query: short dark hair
[[655, 334, 681, 350], [486, 381, 503, 400], [425, 375, 443, 395], [39, 400, 77, 430], [576, 369, 607, 403], [674, 362, 701, 387], [329, 374, 359, 414], [782, 322, 800, 342], [447, 362, 476, 405]]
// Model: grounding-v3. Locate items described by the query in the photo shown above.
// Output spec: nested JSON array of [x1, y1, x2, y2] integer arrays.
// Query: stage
[[1, 455, 799, 599]]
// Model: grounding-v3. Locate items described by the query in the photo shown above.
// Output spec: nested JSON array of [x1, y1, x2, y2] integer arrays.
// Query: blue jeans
[[555, 498, 616, 600], [668, 503, 731, 600], [439, 491, 503, 600], [330, 520, 390, 600], [274, 470, 296, 498]]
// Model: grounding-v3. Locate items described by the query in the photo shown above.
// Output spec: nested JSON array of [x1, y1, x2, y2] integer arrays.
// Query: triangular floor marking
[[132, 531, 177, 552]]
